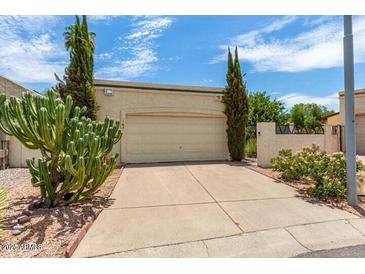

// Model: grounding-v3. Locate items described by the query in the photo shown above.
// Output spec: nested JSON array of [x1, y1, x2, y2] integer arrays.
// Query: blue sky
[[1, 15, 365, 111]]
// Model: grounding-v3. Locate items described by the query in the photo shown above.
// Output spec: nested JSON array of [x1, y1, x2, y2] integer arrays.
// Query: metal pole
[[343, 15, 358, 206]]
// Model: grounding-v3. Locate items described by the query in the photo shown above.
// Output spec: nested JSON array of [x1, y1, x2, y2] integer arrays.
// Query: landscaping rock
[[17, 215, 31, 224], [28, 199, 42, 210], [13, 224, 23, 230], [12, 224, 24, 236], [12, 229, 22, 236], [22, 209, 32, 216]]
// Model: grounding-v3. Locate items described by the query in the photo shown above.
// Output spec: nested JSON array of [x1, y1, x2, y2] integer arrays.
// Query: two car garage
[[95, 79, 229, 164]]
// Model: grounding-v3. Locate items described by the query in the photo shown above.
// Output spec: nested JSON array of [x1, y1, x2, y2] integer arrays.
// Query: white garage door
[[356, 116, 365, 154], [125, 114, 228, 163]]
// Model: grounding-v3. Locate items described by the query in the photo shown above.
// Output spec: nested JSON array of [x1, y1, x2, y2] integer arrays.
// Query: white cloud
[[303, 16, 332, 27], [278, 92, 339, 110], [233, 16, 297, 47], [88, 15, 118, 24], [96, 52, 114, 60], [0, 16, 66, 84], [212, 16, 365, 73], [96, 16, 173, 79], [97, 49, 157, 79]]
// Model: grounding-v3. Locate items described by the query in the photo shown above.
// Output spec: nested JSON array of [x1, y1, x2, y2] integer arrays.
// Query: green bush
[[309, 178, 347, 200], [245, 138, 257, 158], [271, 149, 304, 180], [271, 144, 364, 200]]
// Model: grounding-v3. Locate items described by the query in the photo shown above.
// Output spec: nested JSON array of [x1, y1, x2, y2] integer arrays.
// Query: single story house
[[94, 79, 228, 163], [1, 76, 229, 167], [339, 89, 365, 154]]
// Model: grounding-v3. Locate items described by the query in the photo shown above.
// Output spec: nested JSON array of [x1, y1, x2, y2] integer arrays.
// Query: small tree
[[290, 103, 305, 128], [290, 103, 335, 131], [55, 15, 98, 120], [223, 47, 248, 161], [247, 91, 287, 139]]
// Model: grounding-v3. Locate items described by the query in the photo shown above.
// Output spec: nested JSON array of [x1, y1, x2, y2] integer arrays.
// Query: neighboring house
[[94, 79, 228, 163], [322, 112, 340, 125], [0, 75, 42, 169], [339, 89, 365, 154]]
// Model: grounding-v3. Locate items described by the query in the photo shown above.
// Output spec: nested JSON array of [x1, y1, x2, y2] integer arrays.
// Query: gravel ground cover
[[0, 167, 122, 258], [0, 168, 30, 186], [244, 162, 365, 217]]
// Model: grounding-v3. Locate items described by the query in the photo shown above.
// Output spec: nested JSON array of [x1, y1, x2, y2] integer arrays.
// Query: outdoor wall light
[[104, 88, 113, 96]]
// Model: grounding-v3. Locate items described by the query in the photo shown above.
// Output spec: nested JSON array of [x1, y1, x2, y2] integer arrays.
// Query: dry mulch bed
[[0, 167, 123, 258], [244, 162, 365, 217]]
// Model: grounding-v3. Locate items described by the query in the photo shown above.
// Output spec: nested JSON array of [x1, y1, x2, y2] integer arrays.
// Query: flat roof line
[[0, 75, 39, 94], [339, 88, 365, 96], [94, 79, 224, 94]]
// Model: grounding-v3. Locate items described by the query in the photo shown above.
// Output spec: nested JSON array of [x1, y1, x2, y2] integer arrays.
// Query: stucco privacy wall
[[257, 122, 340, 167], [0, 75, 42, 168], [94, 79, 228, 163]]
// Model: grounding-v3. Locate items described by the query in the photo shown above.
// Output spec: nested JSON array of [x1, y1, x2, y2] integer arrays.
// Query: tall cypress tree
[[55, 15, 98, 120], [223, 47, 249, 161]]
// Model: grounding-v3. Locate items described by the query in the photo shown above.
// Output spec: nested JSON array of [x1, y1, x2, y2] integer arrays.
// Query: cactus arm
[[38, 108, 56, 151], [38, 159, 55, 201], [13, 101, 41, 147], [26, 158, 43, 187], [65, 155, 78, 177], [79, 155, 117, 199], [55, 105, 66, 149]]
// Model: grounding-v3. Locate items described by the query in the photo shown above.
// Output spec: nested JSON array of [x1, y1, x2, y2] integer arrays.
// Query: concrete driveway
[[73, 162, 365, 258]]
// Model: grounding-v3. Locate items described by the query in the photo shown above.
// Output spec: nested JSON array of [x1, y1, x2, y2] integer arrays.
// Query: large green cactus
[[0, 90, 121, 206]]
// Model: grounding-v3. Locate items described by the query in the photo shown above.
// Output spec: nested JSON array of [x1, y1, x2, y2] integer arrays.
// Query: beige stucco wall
[[8, 136, 42, 167], [0, 75, 31, 97], [324, 124, 341, 155], [94, 79, 227, 163], [257, 122, 340, 167], [339, 89, 365, 124], [0, 75, 42, 168]]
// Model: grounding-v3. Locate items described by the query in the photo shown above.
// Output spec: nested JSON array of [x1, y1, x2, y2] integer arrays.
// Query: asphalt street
[[295, 244, 365, 258]]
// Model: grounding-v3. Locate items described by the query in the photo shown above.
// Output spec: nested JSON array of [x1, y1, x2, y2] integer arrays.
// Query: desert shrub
[[271, 144, 364, 200], [0, 91, 122, 207], [271, 149, 303, 180], [309, 178, 347, 200], [245, 138, 257, 158], [324, 152, 364, 185], [296, 145, 329, 181]]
